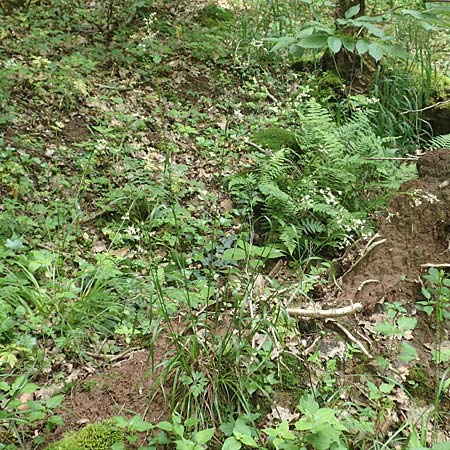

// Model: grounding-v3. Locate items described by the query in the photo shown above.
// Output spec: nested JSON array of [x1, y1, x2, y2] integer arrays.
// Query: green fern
[[229, 99, 415, 257], [429, 134, 450, 149], [280, 225, 301, 256]]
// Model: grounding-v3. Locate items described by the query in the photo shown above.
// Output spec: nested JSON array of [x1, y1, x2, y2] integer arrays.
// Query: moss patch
[[406, 364, 435, 400], [45, 421, 124, 450], [197, 5, 234, 28], [252, 127, 299, 152]]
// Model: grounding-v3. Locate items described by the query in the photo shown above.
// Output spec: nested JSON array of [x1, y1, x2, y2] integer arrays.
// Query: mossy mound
[[425, 73, 450, 135], [315, 71, 344, 101], [252, 127, 299, 152], [45, 421, 124, 450], [197, 5, 234, 28]]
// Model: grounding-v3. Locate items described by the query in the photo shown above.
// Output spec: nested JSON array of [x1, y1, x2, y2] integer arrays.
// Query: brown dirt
[[336, 148, 450, 310], [51, 338, 171, 442], [60, 116, 91, 144]]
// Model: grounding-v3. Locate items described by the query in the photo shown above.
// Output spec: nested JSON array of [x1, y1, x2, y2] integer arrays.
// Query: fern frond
[[300, 217, 325, 235], [280, 225, 301, 256], [258, 149, 287, 182], [429, 134, 450, 149]]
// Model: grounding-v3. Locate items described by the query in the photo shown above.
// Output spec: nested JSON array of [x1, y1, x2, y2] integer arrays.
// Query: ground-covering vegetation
[[1, 0, 450, 449]]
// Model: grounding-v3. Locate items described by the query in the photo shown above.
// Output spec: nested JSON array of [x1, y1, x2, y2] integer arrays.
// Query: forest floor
[[1, 0, 450, 448]]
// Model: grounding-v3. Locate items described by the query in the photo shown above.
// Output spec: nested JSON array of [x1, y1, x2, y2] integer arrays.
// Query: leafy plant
[[269, 1, 449, 63], [1, 374, 64, 448], [263, 394, 349, 450]]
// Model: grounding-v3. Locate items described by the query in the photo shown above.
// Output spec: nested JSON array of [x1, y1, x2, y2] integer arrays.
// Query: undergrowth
[[0, 0, 449, 449]]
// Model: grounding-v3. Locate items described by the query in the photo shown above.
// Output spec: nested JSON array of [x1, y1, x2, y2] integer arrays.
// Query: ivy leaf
[[327, 36, 342, 54]]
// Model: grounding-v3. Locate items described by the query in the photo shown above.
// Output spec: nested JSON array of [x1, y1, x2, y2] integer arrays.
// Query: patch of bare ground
[[50, 336, 170, 444], [336, 148, 450, 310]]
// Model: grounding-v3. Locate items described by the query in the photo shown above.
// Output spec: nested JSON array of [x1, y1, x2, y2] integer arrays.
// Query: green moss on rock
[[252, 127, 299, 152], [197, 5, 234, 28], [425, 73, 450, 135], [45, 421, 124, 450]]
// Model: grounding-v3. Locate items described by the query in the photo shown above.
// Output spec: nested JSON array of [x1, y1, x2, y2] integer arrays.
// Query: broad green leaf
[[233, 418, 252, 436], [354, 15, 383, 23], [157, 421, 174, 432], [379, 383, 394, 394], [222, 248, 247, 262], [341, 36, 355, 51], [271, 37, 297, 52], [374, 321, 395, 337], [195, 428, 215, 445], [222, 436, 242, 450], [173, 423, 184, 438], [296, 27, 315, 39], [399, 342, 418, 362], [295, 417, 313, 431], [184, 417, 199, 428], [345, 4, 360, 19], [19, 382, 39, 394], [368, 42, 383, 61], [113, 416, 129, 428], [174, 439, 195, 450], [402, 9, 423, 19], [356, 39, 369, 54], [327, 36, 342, 54], [47, 415, 64, 426], [356, 21, 386, 38], [298, 34, 328, 49], [129, 415, 154, 432], [305, 424, 341, 450], [112, 443, 126, 450], [289, 44, 305, 58], [380, 44, 409, 60], [299, 394, 319, 415], [367, 381, 380, 400], [28, 411, 46, 422], [45, 395, 64, 410], [397, 316, 417, 332], [234, 432, 258, 448], [432, 347, 450, 364]]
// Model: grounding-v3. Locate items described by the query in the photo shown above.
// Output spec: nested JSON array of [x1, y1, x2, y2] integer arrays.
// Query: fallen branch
[[331, 320, 373, 359], [421, 263, 450, 268], [244, 139, 270, 154], [357, 279, 380, 292], [287, 302, 363, 318], [366, 157, 418, 161], [340, 234, 386, 280], [401, 98, 450, 114]]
